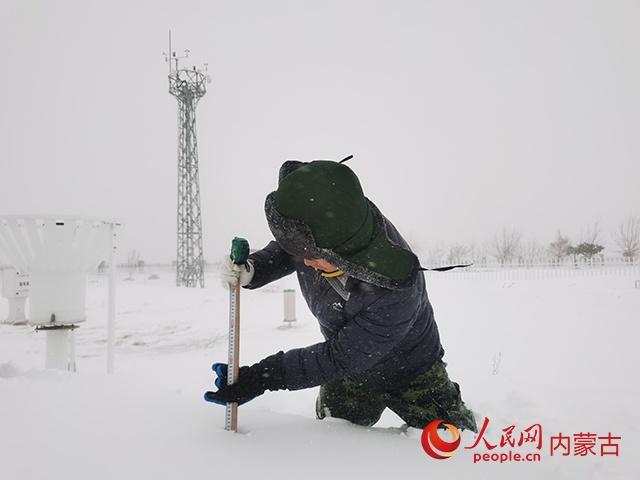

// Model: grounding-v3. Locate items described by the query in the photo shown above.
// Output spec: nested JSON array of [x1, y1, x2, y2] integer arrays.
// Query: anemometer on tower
[[164, 31, 211, 288]]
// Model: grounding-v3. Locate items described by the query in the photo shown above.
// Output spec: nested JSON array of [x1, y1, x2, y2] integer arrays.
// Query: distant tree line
[[421, 216, 640, 266]]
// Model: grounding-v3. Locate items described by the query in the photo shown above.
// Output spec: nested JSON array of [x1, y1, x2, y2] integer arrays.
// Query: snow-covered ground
[[1, 270, 638, 479]]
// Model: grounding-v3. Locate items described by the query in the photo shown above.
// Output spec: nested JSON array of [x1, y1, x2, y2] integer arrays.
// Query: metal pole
[[107, 223, 116, 375], [69, 328, 76, 372]]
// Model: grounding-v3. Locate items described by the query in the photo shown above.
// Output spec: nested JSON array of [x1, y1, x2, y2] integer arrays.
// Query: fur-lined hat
[[264, 159, 421, 290]]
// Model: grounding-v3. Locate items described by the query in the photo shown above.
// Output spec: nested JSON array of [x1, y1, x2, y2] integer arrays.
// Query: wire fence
[[423, 257, 640, 281], [6, 257, 639, 283], [97, 257, 640, 282]]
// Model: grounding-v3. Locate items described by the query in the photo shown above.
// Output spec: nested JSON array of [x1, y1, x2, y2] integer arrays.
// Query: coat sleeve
[[280, 287, 417, 390], [243, 240, 296, 289]]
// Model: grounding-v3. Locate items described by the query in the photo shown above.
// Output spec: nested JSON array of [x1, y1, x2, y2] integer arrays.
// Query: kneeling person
[[206, 158, 477, 433]]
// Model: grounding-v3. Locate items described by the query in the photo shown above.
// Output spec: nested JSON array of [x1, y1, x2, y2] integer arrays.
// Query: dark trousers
[[316, 358, 478, 433]]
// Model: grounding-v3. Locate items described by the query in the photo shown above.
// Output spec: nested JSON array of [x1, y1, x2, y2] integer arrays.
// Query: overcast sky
[[1, 0, 638, 263]]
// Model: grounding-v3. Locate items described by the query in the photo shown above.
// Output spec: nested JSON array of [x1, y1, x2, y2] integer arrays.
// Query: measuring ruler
[[225, 237, 249, 432]]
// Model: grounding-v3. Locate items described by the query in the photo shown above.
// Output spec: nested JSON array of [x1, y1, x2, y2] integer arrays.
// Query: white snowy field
[[1, 270, 639, 479]]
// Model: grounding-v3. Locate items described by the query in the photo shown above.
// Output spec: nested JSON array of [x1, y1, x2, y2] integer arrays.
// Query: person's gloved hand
[[220, 254, 254, 290], [204, 351, 286, 406]]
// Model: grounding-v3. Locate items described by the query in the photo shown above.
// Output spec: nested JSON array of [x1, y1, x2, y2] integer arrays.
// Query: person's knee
[[386, 363, 478, 432], [315, 391, 384, 427]]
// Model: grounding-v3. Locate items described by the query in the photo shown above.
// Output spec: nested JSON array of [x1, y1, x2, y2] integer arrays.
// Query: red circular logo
[[421, 419, 461, 459]]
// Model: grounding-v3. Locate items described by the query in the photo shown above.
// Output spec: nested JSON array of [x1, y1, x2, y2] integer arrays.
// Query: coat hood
[[264, 159, 421, 290]]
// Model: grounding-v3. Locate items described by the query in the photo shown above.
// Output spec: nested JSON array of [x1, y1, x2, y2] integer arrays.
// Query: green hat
[[264, 158, 420, 289]]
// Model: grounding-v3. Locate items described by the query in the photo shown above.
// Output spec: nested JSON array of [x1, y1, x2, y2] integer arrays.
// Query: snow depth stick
[[226, 237, 249, 432]]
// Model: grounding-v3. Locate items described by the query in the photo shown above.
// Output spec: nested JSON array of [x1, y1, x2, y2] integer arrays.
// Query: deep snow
[[1, 269, 638, 479]]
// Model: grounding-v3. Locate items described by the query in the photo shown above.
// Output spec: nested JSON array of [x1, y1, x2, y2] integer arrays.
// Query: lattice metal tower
[[165, 33, 209, 287]]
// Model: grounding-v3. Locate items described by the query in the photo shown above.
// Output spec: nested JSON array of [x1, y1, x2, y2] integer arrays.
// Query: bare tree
[[579, 221, 601, 244], [522, 239, 545, 264], [126, 250, 141, 280], [549, 231, 570, 262], [97, 260, 107, 274], [614, 216, 640, 262], [447, 244, 469, 264], [426, 243, 446, 266], [477, 240, 492, 265], [467, 241, 480, 264], [492, 227, 522, 264], [466, 240, 491, 265]]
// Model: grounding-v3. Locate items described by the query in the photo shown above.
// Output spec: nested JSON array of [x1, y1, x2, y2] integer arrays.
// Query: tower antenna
[[165, 32, 209, 288]]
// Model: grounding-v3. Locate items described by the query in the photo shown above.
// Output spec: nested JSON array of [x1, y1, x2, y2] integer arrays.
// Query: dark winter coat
[[244, 215, 444, 394]]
